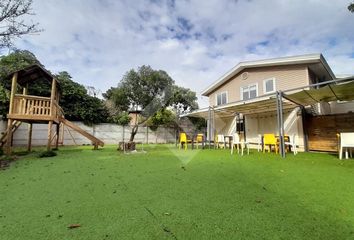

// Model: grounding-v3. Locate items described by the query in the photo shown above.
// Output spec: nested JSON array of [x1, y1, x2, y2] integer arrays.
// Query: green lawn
[[1, 145, 354, 240]]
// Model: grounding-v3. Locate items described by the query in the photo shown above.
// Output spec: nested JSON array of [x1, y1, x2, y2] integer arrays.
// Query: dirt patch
[[118, 141, 136, 151], [0, 156, 17, 170], [0, 159, 11, 170]]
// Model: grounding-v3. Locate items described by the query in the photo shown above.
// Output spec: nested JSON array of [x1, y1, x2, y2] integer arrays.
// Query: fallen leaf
[[68, 224, 81, 229]]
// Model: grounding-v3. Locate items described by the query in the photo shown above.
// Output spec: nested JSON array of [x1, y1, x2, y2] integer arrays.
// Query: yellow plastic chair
[[195, 134, 204, 149], [263, 134, 278, 153], [179, 132, 188, 150]]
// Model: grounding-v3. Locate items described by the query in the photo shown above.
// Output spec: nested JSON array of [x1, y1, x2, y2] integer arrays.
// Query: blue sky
[[12, 0, 354, 107]]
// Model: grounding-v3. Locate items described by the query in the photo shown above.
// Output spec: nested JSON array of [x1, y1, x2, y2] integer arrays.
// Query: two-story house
[[184, 53, 354, 152]]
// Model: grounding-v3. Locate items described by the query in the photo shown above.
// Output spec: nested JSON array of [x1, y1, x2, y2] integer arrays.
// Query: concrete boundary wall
[[0, 120, 177, 146]]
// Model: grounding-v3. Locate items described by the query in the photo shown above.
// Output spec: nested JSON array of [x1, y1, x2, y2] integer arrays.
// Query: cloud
[[12, 0, 354, 108]]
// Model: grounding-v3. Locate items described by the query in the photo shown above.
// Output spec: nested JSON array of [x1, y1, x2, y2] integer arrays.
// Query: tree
[[170, 85, 199, 114], [147, 109, 176, 131], [0, 0, 41, 49], [349, 2, 354, 12], [0, 84, 9, 118], [56, 71, 110, 124], [0, 49, 41, 86], [105, 65, 198, 142]]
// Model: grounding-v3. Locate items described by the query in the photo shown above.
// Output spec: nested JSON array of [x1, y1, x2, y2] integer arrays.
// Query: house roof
[[201, 53, 335, 96]]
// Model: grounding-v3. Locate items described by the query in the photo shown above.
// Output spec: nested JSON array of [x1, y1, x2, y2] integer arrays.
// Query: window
[[241, 84, 258, 100], [263, 78, 276, 94], [216, 92, 227, 105]]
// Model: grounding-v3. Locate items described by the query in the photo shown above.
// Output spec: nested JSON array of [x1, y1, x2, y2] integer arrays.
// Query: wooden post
[[8, 73, 18, 115], [23, 83, 28, 95], [5, 73, 18, 155], [27, 123, 33, 152], [50, 78, 56, 117], [5, 120, 13, 155], [47, 121, 53, 151], [55, 123, 60, 149]]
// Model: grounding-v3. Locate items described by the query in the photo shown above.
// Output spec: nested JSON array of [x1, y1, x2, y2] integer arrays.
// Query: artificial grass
[[0, 145, 354, 239]]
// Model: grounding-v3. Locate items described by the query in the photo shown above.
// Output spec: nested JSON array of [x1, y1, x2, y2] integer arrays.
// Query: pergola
[[184, 76, 354, 157]]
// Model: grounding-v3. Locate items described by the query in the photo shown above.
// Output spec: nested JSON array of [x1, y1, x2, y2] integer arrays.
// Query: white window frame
[[215, 91, 228, 106], [263, 77, 276, 94], [240, 83, 258, 100]]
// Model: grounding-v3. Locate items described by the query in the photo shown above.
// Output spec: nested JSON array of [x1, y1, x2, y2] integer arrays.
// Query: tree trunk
[[129, 124, 138, 142]]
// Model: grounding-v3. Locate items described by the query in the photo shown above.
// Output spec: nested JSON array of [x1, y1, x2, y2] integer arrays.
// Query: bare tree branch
[[0, 0, 41, 49]]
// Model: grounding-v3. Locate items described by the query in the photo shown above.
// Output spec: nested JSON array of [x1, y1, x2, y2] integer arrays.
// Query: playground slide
[[60, 118, 104, 148]]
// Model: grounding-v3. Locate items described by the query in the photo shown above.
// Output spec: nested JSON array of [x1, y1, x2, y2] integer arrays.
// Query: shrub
[[39, 150, 57, 158]]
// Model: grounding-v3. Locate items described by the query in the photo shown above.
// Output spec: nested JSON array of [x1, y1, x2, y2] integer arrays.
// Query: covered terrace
[[183, 76, 354, 157]]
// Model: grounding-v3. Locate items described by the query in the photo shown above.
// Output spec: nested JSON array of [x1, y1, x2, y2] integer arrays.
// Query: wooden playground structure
[[0, 65, 104, 154]]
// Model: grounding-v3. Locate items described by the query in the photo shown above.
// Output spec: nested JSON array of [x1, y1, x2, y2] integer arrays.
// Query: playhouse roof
[[7, 64, 60, 87]]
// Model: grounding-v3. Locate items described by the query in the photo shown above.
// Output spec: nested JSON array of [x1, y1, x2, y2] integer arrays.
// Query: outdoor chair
[[231, 133, 249, 155], [339, 132, 354, 159], [194, 134, 204, 149], [179, 132, 190, 150], [263, 134, 278, 153], [284, 134, 298, 155], [216, 134, 225, 149]]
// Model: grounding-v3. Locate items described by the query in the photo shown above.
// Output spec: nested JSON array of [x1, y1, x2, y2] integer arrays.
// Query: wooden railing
[[12, 94, 63, 119]]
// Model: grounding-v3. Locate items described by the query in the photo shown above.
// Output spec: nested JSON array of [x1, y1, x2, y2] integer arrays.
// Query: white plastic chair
[[216, 134, 225, 149], [284, 134, 298, 155], [231, 133, 249, 155], [339, 133, 354, 160]]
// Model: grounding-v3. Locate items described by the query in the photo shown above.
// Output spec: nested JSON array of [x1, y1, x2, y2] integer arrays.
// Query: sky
[[10, 0, 354, 107]]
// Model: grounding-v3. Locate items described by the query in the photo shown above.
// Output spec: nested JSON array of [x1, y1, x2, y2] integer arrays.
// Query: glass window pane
[[250, 85, 257, 99], [265, 80, 274, 92], [217, 94, 221, 105], [243, 91, 249, 100], [222, 93, 227, 104], [250, 89, 257, 99]]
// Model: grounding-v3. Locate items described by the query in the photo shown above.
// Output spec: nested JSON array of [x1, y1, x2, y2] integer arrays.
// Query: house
[[184, 54, 354, 153]]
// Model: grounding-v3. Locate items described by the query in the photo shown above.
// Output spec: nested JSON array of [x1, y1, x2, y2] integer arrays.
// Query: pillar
[[47, 121, 53, 151], [27, 123, 33, 152], [5, 73, 18, 155], [55, 123, 60, 149]]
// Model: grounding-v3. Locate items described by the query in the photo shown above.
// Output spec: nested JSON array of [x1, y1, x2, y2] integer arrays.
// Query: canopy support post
[[208, 106, 211, 148], [276, 91, 286, 158]]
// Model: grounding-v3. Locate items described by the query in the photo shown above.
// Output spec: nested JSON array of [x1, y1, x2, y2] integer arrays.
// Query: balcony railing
[[10, 94, 64, 120]]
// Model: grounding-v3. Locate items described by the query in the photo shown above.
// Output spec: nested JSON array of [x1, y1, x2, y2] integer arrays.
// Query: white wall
[[329, 101, 354, 114], [0, 120, 177, 146], [210, 108, 305, 151]]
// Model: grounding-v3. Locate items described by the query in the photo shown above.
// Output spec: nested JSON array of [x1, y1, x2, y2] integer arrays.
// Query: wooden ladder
[[0, 120, 22, 148]]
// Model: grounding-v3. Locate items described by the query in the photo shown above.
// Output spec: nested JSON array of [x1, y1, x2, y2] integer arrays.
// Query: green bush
[[39, 150, 57, 158], [0, 148, 3, 156]]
